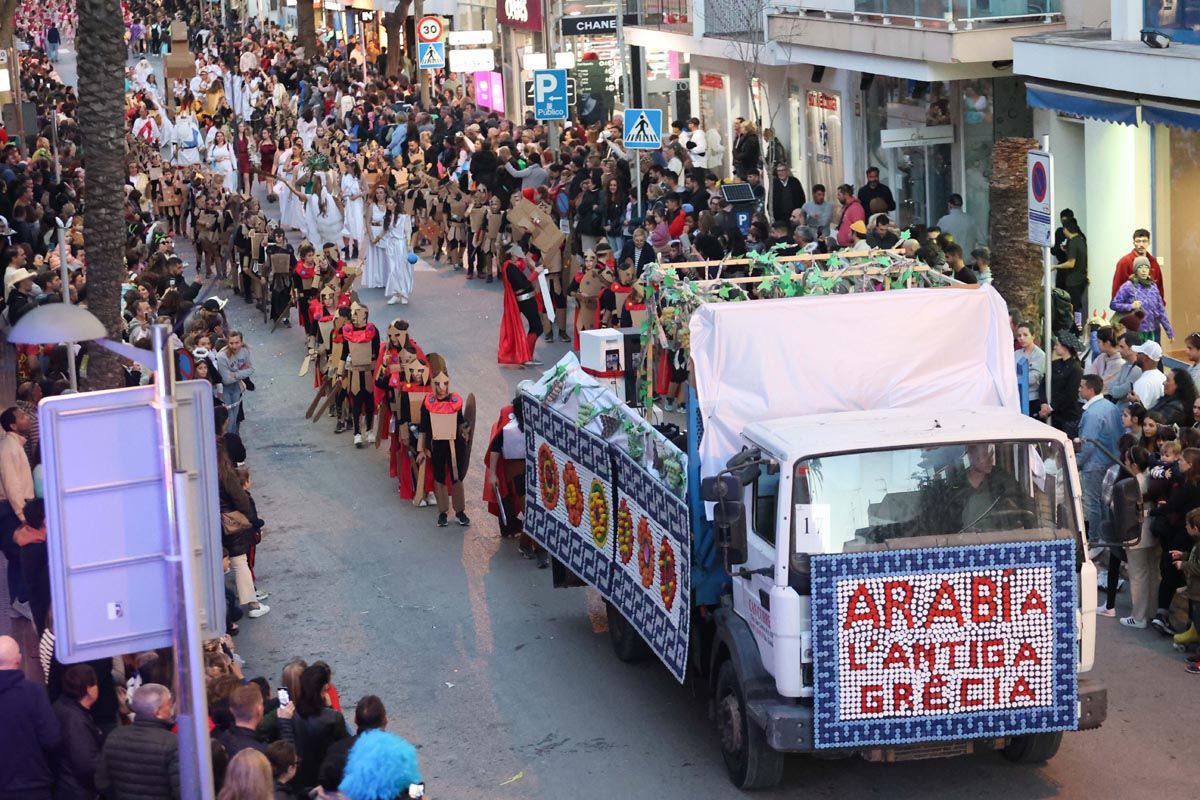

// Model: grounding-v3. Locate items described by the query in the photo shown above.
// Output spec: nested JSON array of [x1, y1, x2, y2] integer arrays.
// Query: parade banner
[[523, 395, 690, 682], [810, 540, 1078, 749]]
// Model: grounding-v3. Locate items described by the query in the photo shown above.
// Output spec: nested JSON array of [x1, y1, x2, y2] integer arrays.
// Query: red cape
[[498, 263, 533, 365], [482, 406, 514, 519]]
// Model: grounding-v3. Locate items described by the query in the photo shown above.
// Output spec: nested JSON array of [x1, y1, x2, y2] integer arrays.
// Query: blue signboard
[[809, 540, 1078, 749], [532, 69, 569, 121], [623, 108, 663, 149], [418, 42, 445, 70]]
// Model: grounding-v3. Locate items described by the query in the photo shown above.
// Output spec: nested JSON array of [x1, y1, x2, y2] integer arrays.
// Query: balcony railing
[[633, 0, 695, 33], [704, 0, 766, 38], [777, 0, 1062, 29]]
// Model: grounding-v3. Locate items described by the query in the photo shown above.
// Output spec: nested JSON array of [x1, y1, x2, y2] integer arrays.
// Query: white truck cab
[[710, 408, 1106, 787]]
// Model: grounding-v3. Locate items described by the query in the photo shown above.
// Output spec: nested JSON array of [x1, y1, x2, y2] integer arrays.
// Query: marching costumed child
[[417, 354, 473, 527]]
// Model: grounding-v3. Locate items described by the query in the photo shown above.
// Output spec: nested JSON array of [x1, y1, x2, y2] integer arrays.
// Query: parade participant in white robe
[[209, 130, 238, 192], [361, 185, 389, 289], [173, 111, 203, 167], [384, 201, 415, 305], [287, 173, 344, 250], [340, 163, 366, 260], [131, 106, 161, 147], [133, 57, 154, 91]]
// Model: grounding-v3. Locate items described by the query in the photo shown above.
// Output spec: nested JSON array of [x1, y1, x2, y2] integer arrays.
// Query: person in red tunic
[[417, 354, 471, 527], [293, 243, 318, 334], [483, 397, 549, 568], [337, 302, 380, 447], [374, 321, 434, 502], [599, 260, 637, 328]]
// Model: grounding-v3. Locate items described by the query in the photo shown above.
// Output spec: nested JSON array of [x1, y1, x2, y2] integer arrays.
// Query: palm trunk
[[988, 137, 1044, 327], [77, 0, 130, 390], [297, 0, 317, 60]]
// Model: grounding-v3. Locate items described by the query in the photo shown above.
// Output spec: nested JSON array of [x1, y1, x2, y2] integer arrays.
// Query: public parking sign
[[524, 77, 576, 107], [532, 68, 569, 121], [418, 41, 446, 70], [623, 108, 663, 149], [1027, 150, 1053, 246]]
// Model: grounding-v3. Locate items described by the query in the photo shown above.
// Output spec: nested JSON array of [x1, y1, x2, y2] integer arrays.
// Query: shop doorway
[[880, 127, 953, 227]]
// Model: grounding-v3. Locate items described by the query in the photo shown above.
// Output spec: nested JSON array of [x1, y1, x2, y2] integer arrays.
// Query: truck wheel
[[1002, 731, 1062, 763], [606, 602, 651, 662], [715, 660, 784, 789]]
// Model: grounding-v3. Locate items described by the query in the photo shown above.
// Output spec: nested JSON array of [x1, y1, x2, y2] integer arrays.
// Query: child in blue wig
[[338, 729, 423, 800]]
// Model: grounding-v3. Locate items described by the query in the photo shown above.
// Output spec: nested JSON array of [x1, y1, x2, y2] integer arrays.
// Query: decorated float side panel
[[523, 395, 690, 683], [608, 448, 690, 682], [810, 540, 1078, 749], [524, 397, 615, 599]]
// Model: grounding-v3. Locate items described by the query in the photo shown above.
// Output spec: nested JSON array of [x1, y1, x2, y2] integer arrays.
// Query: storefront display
[[805, 90, 843, 193]]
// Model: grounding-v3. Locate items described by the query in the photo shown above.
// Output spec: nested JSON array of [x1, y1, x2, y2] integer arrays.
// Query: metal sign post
[[615, 10, 638, 217], [152, 324, 216, 800], [1027, 137, 1054, 414]]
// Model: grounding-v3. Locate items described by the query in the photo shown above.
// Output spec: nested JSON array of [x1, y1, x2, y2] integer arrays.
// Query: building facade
[[1014, 0, 1200, 354]]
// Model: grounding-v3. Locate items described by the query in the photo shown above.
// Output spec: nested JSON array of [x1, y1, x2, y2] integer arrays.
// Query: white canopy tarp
[[688, 285, 1019, 481]]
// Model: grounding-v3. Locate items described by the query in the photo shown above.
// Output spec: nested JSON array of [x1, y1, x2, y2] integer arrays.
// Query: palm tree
[[297, 0, 317, 59], [76, 0, 129, 389], [988, 137, 1045, 327]]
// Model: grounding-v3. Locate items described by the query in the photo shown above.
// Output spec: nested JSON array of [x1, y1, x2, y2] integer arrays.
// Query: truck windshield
[[793, 440, 1078, 551]]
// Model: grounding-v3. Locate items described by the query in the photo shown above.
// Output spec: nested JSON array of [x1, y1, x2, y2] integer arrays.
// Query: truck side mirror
[[701, 475, 741, 502], [726, 447, 763, 486], [1108, 478, 1143, 546], [705, 476, 747, 566]]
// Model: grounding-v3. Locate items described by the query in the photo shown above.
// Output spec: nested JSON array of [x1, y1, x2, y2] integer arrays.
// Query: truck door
[[732, 463, 779, 672]]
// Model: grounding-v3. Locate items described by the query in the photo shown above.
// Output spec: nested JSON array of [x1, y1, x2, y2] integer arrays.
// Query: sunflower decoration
[[563, 462, 584, 526], [637, 523, 656, 588], [588, 479, 610, 548], [538, 443, 559, 510], [658, 538, 678, 611], [616, 502, 635, 564]]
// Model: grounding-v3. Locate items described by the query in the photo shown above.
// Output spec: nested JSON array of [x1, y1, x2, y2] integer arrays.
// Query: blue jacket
[[0, 669, 61, 797], [1078, 396, 1122, 473]]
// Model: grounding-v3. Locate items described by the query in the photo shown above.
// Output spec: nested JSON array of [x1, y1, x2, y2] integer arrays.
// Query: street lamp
[[7, 304, 161, 392]]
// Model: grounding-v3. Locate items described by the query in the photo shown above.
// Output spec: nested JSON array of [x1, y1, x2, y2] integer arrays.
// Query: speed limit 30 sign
[[417, 16, 444, 43]]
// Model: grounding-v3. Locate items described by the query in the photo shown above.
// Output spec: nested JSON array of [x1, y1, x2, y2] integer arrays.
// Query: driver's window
[[753, 465, 779, 546]]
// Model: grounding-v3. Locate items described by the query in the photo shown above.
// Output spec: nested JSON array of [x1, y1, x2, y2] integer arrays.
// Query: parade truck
[[519, 283, 1110, 790]]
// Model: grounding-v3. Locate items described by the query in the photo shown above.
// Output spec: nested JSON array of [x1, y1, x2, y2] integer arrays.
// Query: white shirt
[[1132, 368, 1166, 410], [501, 416, 524, 460]]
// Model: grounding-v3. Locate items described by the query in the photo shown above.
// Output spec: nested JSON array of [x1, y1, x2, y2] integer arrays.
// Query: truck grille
[[861, 741, 978, 763]]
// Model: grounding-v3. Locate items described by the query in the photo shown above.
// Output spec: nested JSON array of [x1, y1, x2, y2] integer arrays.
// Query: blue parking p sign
[[623, 108, 663, 149], [532, 69, 569, 121]]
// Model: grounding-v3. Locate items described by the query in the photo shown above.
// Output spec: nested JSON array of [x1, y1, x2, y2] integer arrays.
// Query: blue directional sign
[[418, 41, 445, 70], [532, 69, 569, 121], [623, 108, 663, 149]]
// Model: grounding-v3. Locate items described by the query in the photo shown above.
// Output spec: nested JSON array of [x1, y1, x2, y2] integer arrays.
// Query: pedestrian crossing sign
[[623, 108, 663, 149], [419, 41, 446, 70]]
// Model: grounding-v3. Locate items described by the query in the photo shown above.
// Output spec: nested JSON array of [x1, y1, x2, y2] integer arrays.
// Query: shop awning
[[1141, 100, 1200, 131], [1025, 82, 1140, 126]]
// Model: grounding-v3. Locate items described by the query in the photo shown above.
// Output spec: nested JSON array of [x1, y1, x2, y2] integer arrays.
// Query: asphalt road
[[51, 49, 1191, 799]]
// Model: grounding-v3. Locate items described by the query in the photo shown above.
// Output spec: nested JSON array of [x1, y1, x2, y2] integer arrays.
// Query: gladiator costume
[[417, 354, 471, 526], [338, 303, 381, 445]]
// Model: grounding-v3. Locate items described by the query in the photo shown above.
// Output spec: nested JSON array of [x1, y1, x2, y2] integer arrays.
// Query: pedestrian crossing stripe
[[626, 113, 658, 144]]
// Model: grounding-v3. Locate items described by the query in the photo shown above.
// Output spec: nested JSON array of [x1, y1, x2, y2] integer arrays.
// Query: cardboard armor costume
[[417, 353, 476, 518], [599, 262, 638, 328]]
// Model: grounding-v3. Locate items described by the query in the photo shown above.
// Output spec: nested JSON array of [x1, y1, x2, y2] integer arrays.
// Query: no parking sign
[[1027, 150, 1053, 246]]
